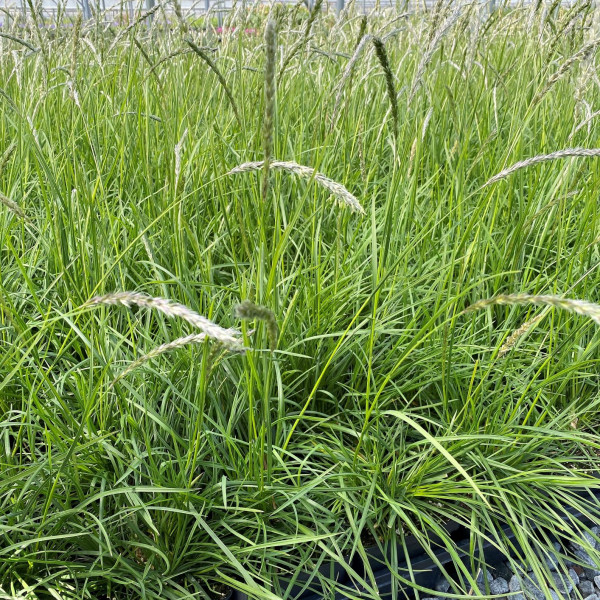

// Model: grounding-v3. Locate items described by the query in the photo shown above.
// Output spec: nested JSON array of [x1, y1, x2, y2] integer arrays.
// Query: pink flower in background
[[214, 26, 256, 35]]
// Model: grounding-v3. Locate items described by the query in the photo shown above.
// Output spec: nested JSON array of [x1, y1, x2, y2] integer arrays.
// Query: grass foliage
[[2, 0, 600, 597]]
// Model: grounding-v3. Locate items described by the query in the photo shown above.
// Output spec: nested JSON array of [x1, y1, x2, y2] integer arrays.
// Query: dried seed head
[[465, 294, 600, 327], [278, 0, 322, 83], [113, 332, 208, 385], [533, 36, 600, 106], [235, 300, 278, 351], [86, 292, 241, 347], [141, 233, 156, 264], [331, 34, 372, 128], [484, 148, 600, 186], [569, 108, 600, 141], [408, 137, 417, 176], [172, 0, 188, 33], [67, 79, 81, 108], [409, 7, 462, 103], [305, 0, 323, 38], [421, 107, 433, 142], [228, 160, 364, 214]]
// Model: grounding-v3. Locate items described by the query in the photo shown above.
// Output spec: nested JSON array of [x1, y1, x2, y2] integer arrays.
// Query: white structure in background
[[0, 0, 507, 23]]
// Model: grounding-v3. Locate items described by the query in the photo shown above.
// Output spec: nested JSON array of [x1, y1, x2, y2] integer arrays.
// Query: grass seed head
[[235, 300, 279, 351], [0, 142, 16, 175], [262, 18, 278, 202], [355, 15, 368, 48], [466, 294, 600, 327], [498, 314, 545, 357], [484, 148, 600, 186], [0, 192, 28, 221], [331, 34, 372, 129], [421, 106, 433, 141], [228, 160, 364, 214], [372, 37, 398, 138], [533, 36, 600, 105], [113, 332, 209, 385], [409, 7, 462, 102], [86, 292, 242, 347]]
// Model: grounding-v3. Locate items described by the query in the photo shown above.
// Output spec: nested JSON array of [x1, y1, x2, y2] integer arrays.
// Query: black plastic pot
[[231, 485, 600, 600], [273, 557, 350, 599], [354, 519, 464, 574]]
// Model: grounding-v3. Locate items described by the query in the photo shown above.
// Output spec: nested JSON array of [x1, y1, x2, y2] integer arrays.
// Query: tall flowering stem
[[262, 18, 277, 203]]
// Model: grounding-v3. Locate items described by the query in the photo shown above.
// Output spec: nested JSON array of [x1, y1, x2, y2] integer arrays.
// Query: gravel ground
[[424, 526, 600, 600]]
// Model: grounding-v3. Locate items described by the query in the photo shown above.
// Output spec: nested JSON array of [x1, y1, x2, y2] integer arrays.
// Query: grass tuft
[[3, 4, 600, 599]]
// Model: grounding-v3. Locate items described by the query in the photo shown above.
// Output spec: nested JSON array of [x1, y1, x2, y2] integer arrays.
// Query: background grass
[[2, 0, 600, 597]]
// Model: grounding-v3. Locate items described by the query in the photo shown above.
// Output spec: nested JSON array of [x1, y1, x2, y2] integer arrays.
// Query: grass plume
[[498, 314, 545, 357], [113, 332, 209, 384], [0, 191, 28, 221], [262, 18, 277, 202], [228, 160, 364, 214], [331, 34, 372, 128], [86, 292, 241, 347], [485, 148, 600, 186], [372, 37, 398, 138], [409, 7, 462, 102], [279, 0, 323, 82], [235, 300, 278, 351], [355, 15, 367, 49], [533, 36, 600, 105], [466, 294, 600, 326]]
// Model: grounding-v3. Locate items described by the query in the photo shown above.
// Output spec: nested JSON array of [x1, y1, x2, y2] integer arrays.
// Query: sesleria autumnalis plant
[[6, 4, 600, 599]]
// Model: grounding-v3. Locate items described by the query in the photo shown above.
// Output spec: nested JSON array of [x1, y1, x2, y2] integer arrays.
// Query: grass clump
[[3, 1, 600, 599]]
